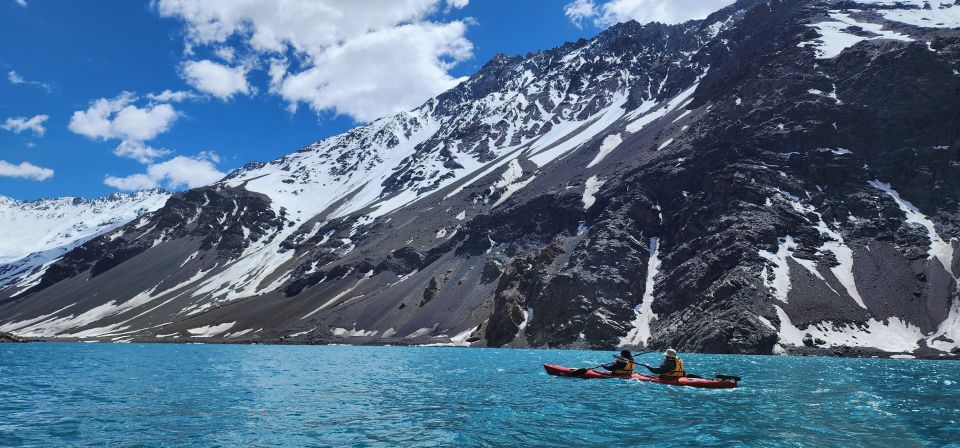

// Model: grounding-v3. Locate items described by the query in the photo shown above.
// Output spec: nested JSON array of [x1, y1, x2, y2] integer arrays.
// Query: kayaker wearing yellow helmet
[[641, 348, 685, 378]]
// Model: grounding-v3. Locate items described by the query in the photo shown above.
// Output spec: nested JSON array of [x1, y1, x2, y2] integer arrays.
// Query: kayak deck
[[543, 364, 737, 389]]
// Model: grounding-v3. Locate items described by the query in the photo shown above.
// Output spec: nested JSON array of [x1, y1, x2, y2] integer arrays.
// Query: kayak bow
[[543, 364, 737, 389]]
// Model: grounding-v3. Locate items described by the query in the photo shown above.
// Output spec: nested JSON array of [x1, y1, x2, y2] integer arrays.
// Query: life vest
[[612, 357, 635, 376], [661, 357, 685, 378]]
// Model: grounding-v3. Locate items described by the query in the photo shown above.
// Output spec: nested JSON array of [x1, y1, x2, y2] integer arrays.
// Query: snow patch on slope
[[856, 0, 960, 28], [490, 159, 537, 208], [588, 133, 623, 168], [529, 91, 629, 167], [620, 237, 661, 347], [799, 11, 913, 59], [775, 306, 924, 353], [188, 322, 235, 338], [332, 326, 378, 337], [625, 83, 699, 133], [582, 176, 605, 210]]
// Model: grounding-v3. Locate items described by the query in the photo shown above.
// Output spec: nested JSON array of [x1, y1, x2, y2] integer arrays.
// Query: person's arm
[[641, 363, 664, 374], [603, 358, 625, 371], [642, 359, 673, 374]]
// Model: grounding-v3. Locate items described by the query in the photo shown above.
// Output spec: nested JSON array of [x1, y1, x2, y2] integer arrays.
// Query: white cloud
[[110, 103, 177, 141], [564, 0, 735, 27], [105, 152, 225, 191], [565, 0, 597, 29], [145, 89, 197, 103], [181, 59, 251, 100], [0, 160, 53, 181], [2, 114, 49, 136], [70, 93, 180, 163], [113, 140, 172, 164], [103, 173, 155, 191], [213, 46, 235, 62], [14, 0, 27, 7], [69, 92, 177, 141], [7, 70, 52, 92], [274, 22, 471, 120], [7, 71, 25, 84], [156, 0, 474, 122]]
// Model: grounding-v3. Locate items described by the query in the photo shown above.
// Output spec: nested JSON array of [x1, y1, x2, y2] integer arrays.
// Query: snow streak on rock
[[582, 175, 605, 210], [870, 180, 955, 278], [620, 237, 661, 347], [759, 236, 798, 303]]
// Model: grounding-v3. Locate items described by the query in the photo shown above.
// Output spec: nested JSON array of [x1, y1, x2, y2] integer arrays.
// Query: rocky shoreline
[[0, 331, 26, 343]]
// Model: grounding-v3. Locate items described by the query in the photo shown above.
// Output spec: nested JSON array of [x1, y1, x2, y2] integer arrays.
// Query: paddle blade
[[716, 374, 741, 382]]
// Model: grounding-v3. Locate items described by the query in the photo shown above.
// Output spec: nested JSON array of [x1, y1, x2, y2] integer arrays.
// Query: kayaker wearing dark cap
[[599, 350, 636, 376], [641, 348, 685, 378]]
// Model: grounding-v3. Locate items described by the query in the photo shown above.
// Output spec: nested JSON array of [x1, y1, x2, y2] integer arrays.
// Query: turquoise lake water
[[1, 343, 958, 447]]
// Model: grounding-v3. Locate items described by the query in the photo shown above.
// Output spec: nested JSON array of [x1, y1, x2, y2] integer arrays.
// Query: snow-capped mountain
[[2, 0, 959, 358], [0, 189, 170, 293]]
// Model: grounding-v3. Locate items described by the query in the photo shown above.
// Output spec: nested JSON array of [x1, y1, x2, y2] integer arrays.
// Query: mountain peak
[[3, 0, 959, 358]]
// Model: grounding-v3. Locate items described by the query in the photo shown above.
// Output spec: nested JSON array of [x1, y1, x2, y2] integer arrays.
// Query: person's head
[[620, 349, 632, 358], [664, 348, 677, 359]]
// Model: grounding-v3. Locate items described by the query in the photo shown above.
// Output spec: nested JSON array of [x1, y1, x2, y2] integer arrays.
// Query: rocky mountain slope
[[2, 0, 958, 358]]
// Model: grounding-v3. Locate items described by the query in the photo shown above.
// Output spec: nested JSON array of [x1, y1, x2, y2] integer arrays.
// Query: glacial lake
[[1, 343, 958, 447]]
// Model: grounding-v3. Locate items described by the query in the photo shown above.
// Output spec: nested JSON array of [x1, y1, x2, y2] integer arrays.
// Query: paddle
[[681, 373, 741, 382], [715, 374, 742, 382], [571, 365, 604, 376], [640, 363, 741, 382]]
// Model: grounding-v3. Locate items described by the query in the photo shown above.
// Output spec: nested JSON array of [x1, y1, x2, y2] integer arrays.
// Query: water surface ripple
[[1, 344, 958, 447]]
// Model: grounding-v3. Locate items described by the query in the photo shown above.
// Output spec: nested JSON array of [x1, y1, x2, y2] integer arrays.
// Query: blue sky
[[0, 0, 731, 200]]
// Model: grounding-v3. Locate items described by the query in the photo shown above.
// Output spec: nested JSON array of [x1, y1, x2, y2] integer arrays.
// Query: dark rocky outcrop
[[0, 331, 24, 343]]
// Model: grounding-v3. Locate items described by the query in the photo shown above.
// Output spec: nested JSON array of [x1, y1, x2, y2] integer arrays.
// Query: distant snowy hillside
[[0, 190, 170, 292]]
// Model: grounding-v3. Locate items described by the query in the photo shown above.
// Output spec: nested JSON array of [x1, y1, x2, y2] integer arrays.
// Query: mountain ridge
[[2, 0, 959, 358]]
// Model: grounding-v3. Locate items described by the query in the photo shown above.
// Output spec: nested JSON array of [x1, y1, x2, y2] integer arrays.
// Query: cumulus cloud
[[2, 114, 49, 136], [69, 93, 177, 142], [113, 140, 172, 164], [181, 59, 251, 100], [274, 22, 471, 119], [14, 0, 27, 7], [69, 93, 180, 163], [104, 152, 225, 191], [145, 89, 197, 103], [156, 0, 473, 122], [563, 0, 735, 27], [0, 160, 53, 181]]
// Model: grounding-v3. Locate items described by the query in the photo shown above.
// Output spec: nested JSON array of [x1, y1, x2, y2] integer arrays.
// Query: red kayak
[[543, 364, 738, 389]]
